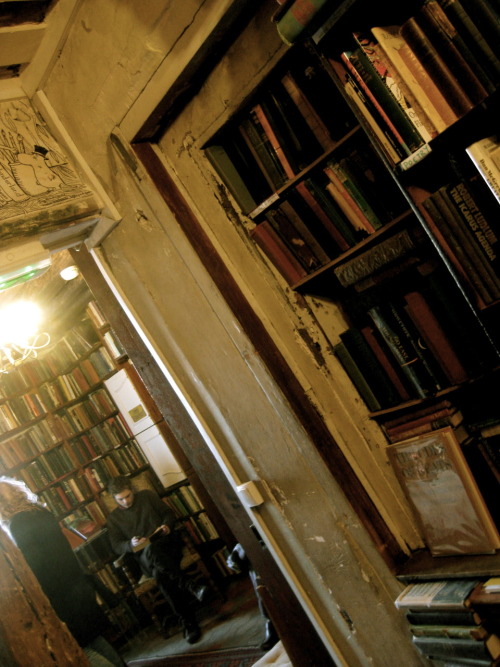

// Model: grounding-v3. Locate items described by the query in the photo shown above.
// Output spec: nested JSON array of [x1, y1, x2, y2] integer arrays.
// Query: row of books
[[395, 579, 500, 664], [0, 319, 101, 397], [19, 444, 76, 490], [182, 512, 219, 544], [206, 43, 357, 215], [416, 168, 500, 309], [328, 0, 500, 168], [0, 346, 116, 435], [0, 418, 60, 466], [33, 440, 148, 513], [249, 133, 409, 285], [163, 483, 204, 518], [333, 278, 479, 412], [82, 442, 149, 494]]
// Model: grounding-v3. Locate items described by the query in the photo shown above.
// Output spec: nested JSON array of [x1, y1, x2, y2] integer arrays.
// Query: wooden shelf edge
[[396, 549, 500, 582]]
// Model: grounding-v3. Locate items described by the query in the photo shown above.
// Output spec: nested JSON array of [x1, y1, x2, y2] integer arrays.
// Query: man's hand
[[158, 524, 171, 536], [131, 536, 147, 548]]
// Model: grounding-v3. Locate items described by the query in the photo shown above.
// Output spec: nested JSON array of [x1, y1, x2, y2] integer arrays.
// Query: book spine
[[466, 137, 500, 207], [353, 31, 435, 142], [417, 1, 489, 104], [250, 220, 308, 285], [333, 229, 419, 287], [252, 103, 296, 179], [275, 0, 330, 45]]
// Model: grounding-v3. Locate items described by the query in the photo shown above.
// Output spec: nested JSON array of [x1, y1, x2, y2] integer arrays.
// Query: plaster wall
[[40, 1, 427, 664]]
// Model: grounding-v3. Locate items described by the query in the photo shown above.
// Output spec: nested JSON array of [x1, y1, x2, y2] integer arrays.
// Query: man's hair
[[108, 476, 132, 496]]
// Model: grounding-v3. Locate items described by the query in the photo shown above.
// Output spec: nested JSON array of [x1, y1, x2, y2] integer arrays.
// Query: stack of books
[[396, 579, 500, 665]]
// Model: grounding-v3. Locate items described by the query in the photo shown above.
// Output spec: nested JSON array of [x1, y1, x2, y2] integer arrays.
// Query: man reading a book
[[106, 476, 209, 644]]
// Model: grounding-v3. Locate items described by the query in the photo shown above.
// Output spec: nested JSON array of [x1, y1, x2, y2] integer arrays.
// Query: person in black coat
[[106, 476, 209, 644], [0, 476, 125, 667]]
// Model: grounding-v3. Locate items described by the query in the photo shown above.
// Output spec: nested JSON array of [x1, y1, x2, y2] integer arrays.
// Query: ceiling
[[0, 1, 97, 332], [0, 1, 54, 77]]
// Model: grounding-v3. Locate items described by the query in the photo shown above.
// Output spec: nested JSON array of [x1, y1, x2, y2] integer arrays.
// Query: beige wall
[[40, 1, 426, 664]]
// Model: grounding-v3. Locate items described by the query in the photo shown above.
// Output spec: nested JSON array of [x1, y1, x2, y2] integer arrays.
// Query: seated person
[[106, 476, 208, 644]]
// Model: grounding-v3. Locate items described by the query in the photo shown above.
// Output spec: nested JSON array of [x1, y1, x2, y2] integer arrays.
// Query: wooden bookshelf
[[204, 0, 500, 572]]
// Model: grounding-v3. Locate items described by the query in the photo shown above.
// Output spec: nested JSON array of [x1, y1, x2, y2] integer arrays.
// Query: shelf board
[[396, 549, 500, 582]]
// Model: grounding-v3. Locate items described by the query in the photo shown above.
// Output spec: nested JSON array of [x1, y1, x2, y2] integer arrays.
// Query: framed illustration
[[387, 427, 500, 556]]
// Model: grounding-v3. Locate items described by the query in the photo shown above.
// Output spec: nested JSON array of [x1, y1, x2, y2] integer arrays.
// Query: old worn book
[[412, 633, 500, 662], [388, 427, 500, 556], [333, 341, 382, 412], [333, 228, 422, 287], [395, 580, 481, 610], [400, 16, 474, 118], [353, 30, 435, 142], [416, 1, 488, 105], [275, 0, 330, 45], [403, 290, 469, 385], [372, 24, 457, 132], [204, 144, 258, 215], [250, 220, 308, 285]]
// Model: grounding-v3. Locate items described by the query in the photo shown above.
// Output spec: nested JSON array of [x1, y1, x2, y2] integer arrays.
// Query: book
[[251, 103, 296, 179], [431, 185, 500, 301], [400, 16, 474, 118], [466, 136, 500, 207], [265, 207, 324, 272], [437, 0, 500, 88], [395, 580, 481, 610], [333, 341, 382, 412], [412, 633, 500, 661], [324, 158, 383, 232], [281, 71, 333, 151], [275, 0, 330, 45], [360, 326, 412, 402], [131, 526, 165, 553], [339, 327, 405, 409], [278, 199, 332, 264], [295, 180, 351, 252], [239, 114, 289, 191], [419, 190, 494, 307], [340, 49, 414, 156], [299, 175, 358, 247], [403, 290, 469, 385], [333, 228, 423, 287], [352, 31, 435, 143], [373, 24, 458, 132], [367, 302, 442, 399], [340, 71, 403, 165], [323, 165, 377, 236], [415, 1, 489, 105], [388, 427, 500, 556], [250, 220, 308, 285], [204, 144, 258, 214]]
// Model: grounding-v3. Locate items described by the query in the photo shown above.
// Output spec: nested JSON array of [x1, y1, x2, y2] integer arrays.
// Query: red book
[[250, 220, 308, 285], [403, 291, 469, 385], [251, 103, 295, 179], [360, 326, 411, 402]]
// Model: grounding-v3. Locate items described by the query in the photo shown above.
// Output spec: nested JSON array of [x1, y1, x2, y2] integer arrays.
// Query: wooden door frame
[[71, 244, 336, 667]]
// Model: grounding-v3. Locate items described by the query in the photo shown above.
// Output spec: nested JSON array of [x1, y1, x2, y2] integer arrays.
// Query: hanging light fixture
[[0, 301, 50, 373]]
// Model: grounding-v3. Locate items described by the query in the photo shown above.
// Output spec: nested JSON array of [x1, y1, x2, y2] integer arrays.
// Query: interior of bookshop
[[3, 0, 500, 664], [204, 0, 500, 664], [0, 261, 254, 661]]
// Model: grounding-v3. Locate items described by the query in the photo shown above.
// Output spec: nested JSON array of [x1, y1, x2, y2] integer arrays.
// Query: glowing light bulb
[[0, 301, 42, 347]]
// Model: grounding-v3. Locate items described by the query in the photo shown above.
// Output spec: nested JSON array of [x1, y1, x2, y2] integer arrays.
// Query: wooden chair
[[113, 530, 219, 632]]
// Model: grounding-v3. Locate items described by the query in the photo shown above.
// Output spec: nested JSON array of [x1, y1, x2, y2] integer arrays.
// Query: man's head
[[108, 476, 135, 509]]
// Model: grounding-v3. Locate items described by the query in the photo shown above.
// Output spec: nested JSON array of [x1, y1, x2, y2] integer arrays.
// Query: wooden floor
[[119, 577, 268, 664]]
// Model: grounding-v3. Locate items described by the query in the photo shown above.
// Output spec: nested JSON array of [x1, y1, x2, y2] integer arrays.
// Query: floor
[[119, 576, 269, 664]]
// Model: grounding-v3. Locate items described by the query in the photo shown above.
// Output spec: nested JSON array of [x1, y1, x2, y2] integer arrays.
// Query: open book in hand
[[131, 526, 165, 552]]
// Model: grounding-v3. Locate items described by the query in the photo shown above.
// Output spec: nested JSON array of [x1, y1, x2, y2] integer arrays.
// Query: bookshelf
[[204, 0, 500, 569]]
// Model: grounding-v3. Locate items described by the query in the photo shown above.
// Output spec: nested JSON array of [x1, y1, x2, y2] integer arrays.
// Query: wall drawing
[[0, 97, 98, 228]]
